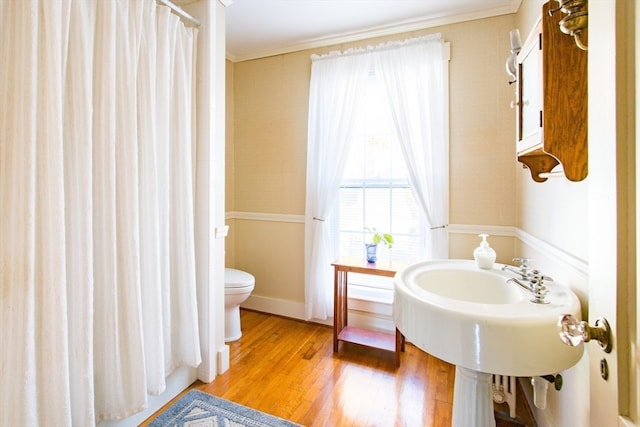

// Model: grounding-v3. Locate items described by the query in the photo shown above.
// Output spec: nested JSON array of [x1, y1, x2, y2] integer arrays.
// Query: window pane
[[391, 188, 419, 235], [339, 187, 363, 231], [363, 186, 390, 230]]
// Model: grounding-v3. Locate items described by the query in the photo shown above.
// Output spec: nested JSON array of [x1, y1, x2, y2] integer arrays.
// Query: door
[[587, 1, 637, 425]]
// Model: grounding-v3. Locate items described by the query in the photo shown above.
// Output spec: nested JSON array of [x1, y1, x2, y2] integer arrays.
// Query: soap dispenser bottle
[[474, 234, 496, 269]]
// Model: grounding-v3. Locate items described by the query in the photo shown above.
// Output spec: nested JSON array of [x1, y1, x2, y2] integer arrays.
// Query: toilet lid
[[225, 268, 255, 288]]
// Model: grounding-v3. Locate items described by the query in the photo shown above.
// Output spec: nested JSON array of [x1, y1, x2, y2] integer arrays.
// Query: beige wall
[[448, 17, 519, 228], [233, 53, 310, 214], [225, 59, 236, 268]]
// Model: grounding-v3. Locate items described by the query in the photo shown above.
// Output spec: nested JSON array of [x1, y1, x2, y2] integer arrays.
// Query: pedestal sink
[[393, 259, 583, 427]]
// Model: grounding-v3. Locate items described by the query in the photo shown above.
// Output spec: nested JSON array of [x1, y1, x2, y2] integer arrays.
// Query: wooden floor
[[142, 310, 535, 427]]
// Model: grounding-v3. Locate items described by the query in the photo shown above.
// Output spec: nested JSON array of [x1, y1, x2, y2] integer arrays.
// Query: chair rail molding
[[226, 214, 588, 279], [226, 211, 305, 223], [448, 223, 587, 277]]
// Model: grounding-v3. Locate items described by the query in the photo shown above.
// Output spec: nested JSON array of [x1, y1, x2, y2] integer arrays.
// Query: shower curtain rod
[[157, 0, 201, 27]]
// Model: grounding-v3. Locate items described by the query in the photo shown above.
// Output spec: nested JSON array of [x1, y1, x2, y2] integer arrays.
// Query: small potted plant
[[364, 227, 394, 263]]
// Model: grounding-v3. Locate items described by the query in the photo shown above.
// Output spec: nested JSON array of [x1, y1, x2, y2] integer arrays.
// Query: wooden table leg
[[395, 328, 405, 367], [333, 266, 339, 352], [342, 271, 348, 329], [334, 269, 350, 353]]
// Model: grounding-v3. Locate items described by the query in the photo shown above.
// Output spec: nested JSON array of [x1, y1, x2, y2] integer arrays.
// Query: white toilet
[[224, 268, 255, 342]]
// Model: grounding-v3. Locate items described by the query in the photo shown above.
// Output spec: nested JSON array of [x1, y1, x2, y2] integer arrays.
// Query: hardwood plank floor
[[141, 309, 535, 427]]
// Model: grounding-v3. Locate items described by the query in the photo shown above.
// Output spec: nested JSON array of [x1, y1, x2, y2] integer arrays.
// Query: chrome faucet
[[501, 257, 532, 279], [502, 258, 552, 304]]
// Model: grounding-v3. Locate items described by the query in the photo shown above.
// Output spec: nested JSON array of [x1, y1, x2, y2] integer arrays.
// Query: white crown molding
[[226, 3, 519, 62]]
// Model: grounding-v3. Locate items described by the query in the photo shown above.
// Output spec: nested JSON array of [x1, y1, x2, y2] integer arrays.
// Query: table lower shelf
[[337, 325, 396, 352]]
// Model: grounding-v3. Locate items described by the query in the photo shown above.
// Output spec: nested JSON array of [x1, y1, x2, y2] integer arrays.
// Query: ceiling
[[225, 0, 522, 62]]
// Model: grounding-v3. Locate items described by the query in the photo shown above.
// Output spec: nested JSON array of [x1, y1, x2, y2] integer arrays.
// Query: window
[[331, 71, 426, 289], [305, 34, 448, 320]]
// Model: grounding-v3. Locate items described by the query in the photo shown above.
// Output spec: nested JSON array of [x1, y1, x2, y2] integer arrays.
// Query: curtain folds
[[374, 36, 449, 260], [304, 53, 370, 320], [0, 0, 201, 425], [64, 1, 97, 424], [304, 34, 449, 320]]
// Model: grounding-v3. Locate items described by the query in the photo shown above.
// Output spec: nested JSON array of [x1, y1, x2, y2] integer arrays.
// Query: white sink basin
[[393, 259, 583, 377]]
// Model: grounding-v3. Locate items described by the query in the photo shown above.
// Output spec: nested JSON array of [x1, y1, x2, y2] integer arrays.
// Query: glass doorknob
[[558, 314, 612, 353]]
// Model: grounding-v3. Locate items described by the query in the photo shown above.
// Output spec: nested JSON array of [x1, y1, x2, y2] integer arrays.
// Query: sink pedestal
[[452, 367, 496, 427]]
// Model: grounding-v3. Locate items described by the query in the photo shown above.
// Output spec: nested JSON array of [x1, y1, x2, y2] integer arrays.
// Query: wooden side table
[[332, 257, 405, 366]]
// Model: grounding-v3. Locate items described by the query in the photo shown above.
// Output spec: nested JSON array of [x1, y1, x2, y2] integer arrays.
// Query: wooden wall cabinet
[[515, 1, 587, 182]]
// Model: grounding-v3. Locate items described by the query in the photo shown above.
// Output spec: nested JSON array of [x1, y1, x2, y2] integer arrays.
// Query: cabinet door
[[517, 25, 542, 154]]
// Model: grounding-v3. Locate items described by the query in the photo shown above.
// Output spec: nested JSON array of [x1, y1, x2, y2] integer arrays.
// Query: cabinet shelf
[[515, 1, 587, 182], [337, 326, 397, 352]]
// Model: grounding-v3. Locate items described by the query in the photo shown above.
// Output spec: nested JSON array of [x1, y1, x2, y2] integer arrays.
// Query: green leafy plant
[[365, 227, 394, 249]]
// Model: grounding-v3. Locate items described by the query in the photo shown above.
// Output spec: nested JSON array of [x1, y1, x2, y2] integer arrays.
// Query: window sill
[[348, 283, 393, 317]]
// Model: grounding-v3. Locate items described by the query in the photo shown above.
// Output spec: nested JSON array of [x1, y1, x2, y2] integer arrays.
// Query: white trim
[[448, 223, 519, 236], [515, 228, 588, 276], [226, 3, 520, 62], [449, 223, 588, 276], [227, 213, 516, 233], [217, 345, 230, 374], [443, 41, 451, 61], [227, 214, 588, 276], [241, 294, 314, 323], [442, 44, 451, 240], [226, 211, 305, 223], [620, 417, 640, 427], [241, 288, 396, 333]]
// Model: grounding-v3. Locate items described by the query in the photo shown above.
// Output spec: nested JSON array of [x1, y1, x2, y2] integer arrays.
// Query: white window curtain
[[0, 0, 201, 425], [374, 36, 449, 260], [304, 52, 370, 320], [304, 34, 449, 321]]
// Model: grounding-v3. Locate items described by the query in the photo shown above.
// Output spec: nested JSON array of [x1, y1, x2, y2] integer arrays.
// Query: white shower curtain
[[0, 0, 201, 424]]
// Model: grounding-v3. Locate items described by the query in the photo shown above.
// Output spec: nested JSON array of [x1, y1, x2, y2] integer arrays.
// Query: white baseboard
[[241, 294, 314, 323], [217, 345, 230, 374], [241, 291, 395, 333]]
